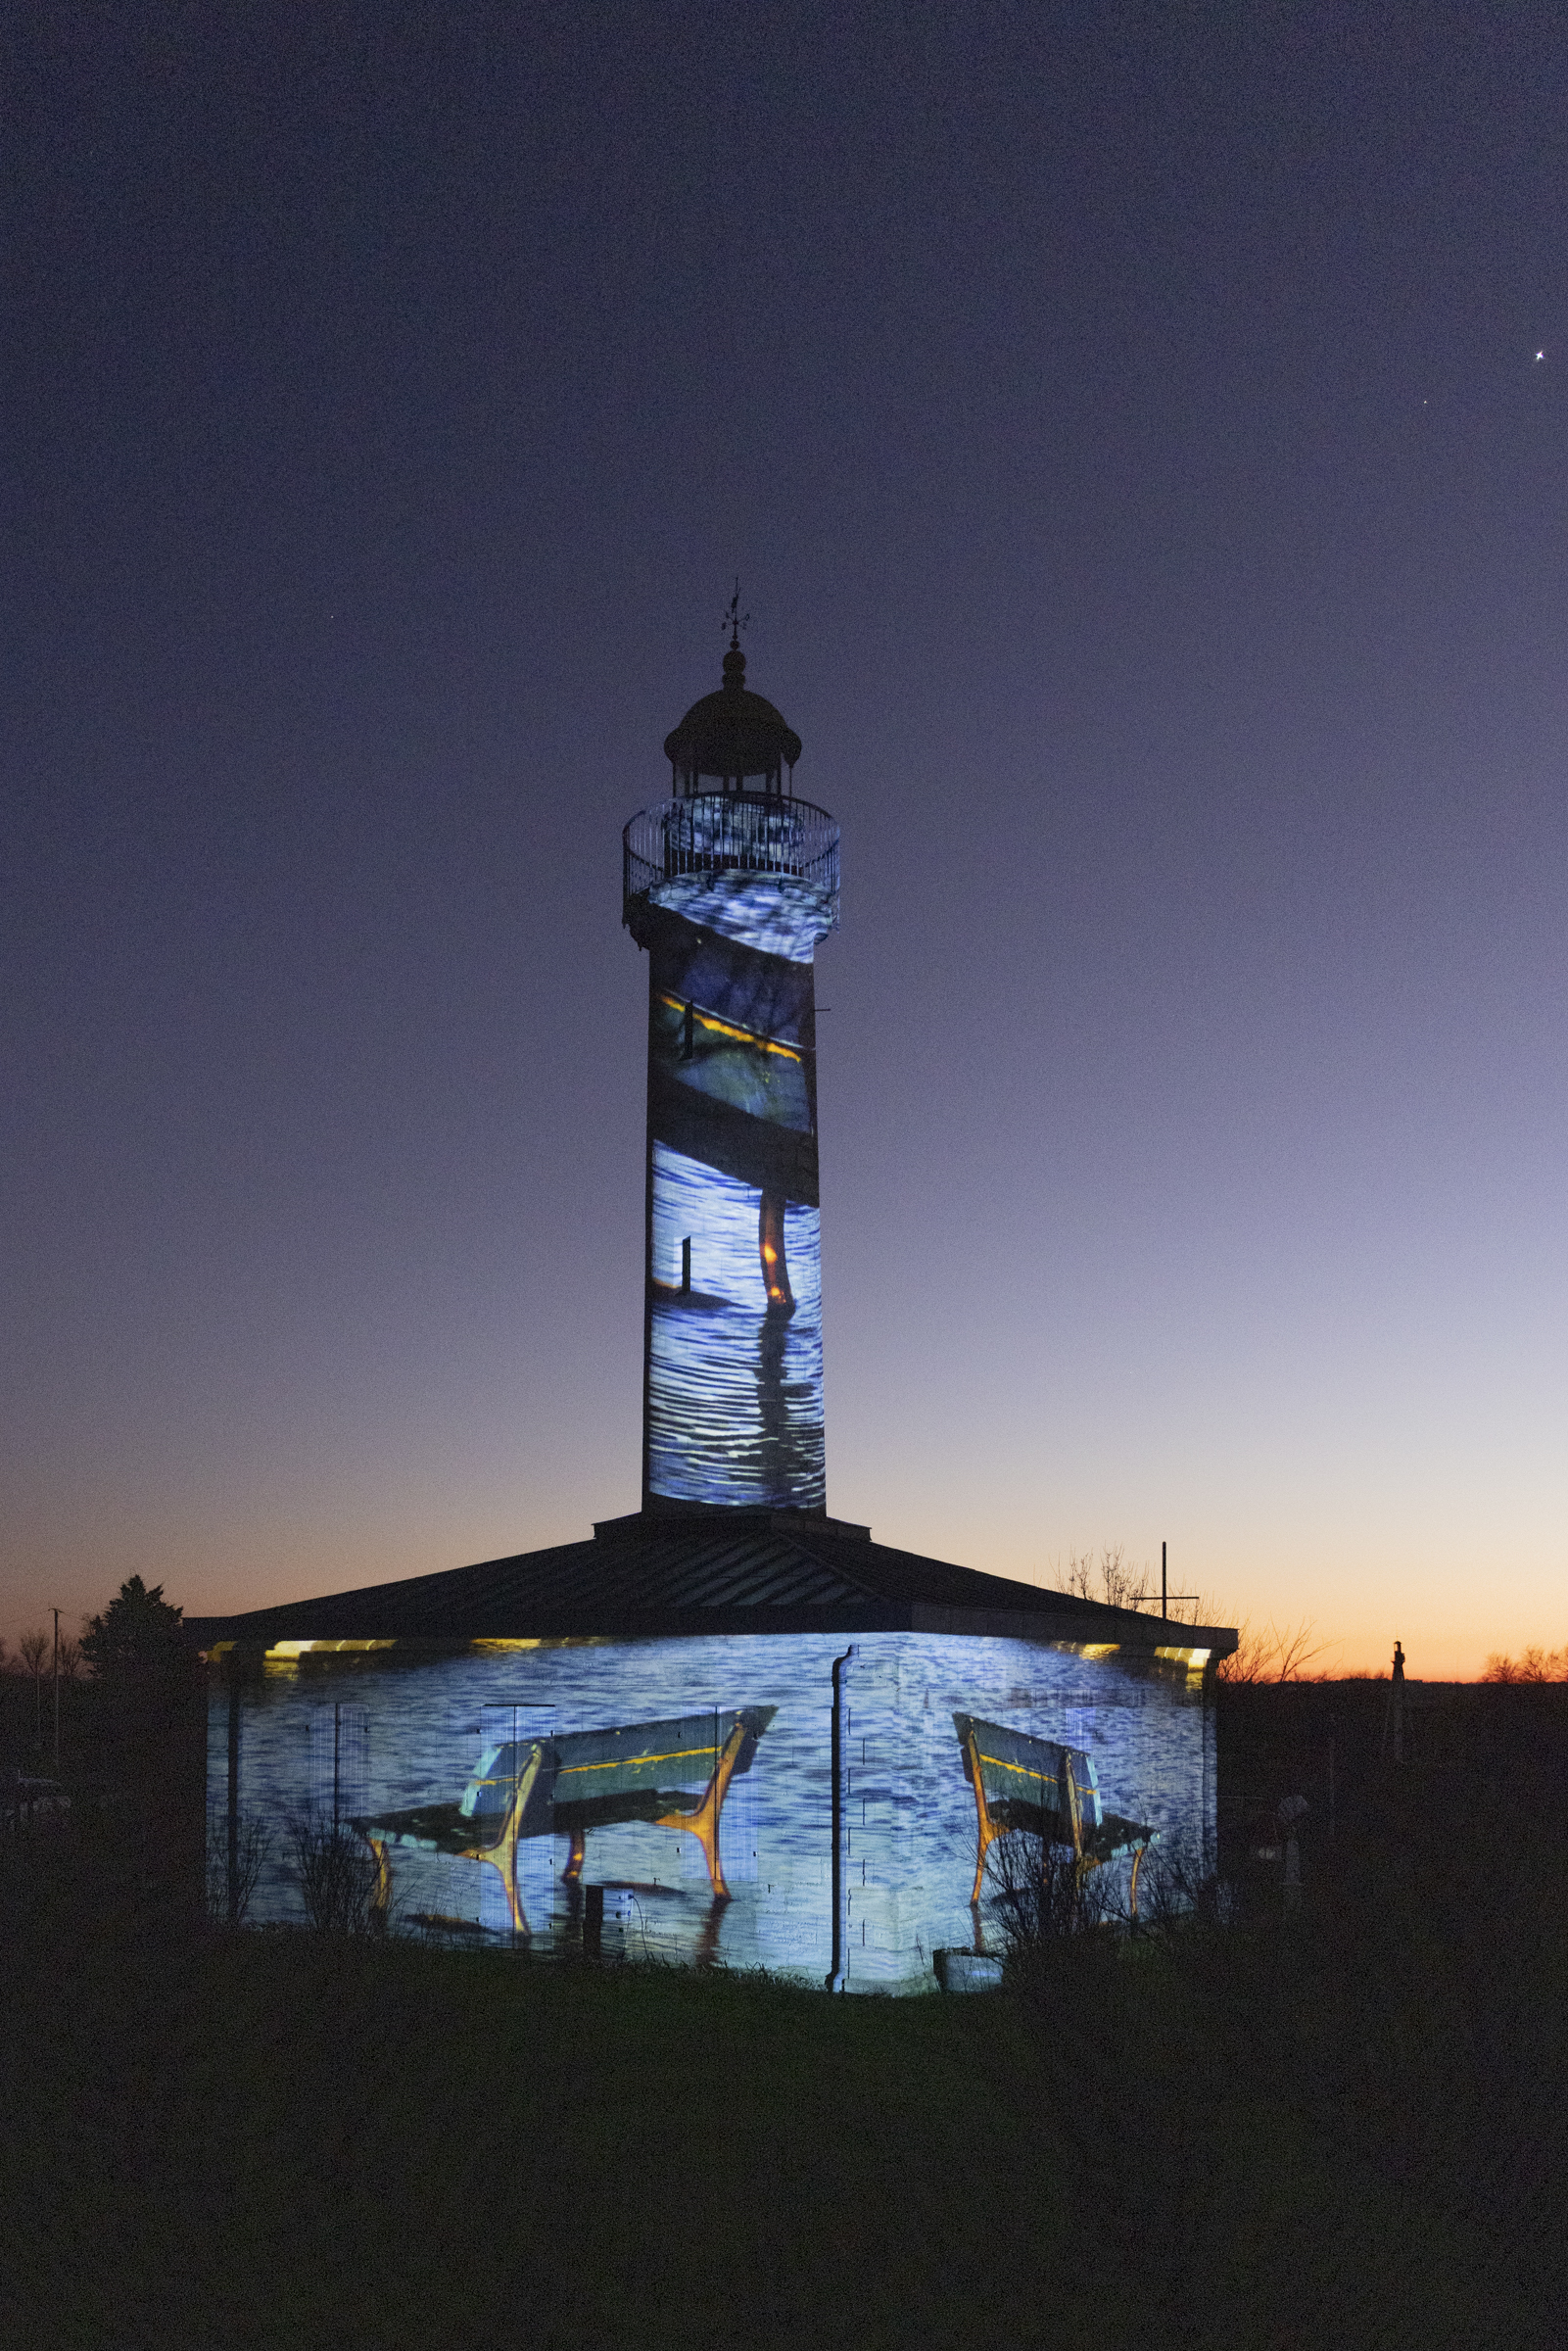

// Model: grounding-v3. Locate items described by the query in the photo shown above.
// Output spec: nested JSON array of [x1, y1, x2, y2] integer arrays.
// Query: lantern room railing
[[624, 792, 839, 924]]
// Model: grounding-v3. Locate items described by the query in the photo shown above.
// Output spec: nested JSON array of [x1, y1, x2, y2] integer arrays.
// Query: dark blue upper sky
[[4, 2, 1565, 1669]]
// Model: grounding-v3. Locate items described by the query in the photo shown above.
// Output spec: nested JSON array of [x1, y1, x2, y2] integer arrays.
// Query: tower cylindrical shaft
[[625, 778, 838, 1513]]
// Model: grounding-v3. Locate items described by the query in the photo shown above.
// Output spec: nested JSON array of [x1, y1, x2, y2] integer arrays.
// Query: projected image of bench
[[355, 1705, 776, 1936], [952, 1712, 1158, 1914]]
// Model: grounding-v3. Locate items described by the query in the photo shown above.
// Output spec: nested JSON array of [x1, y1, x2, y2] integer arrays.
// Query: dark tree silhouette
[[80, 1576, 186, 1687], [79, 1579, 203, 1895]]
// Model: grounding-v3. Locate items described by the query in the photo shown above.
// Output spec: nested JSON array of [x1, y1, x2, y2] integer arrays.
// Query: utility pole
[[1158, 1541, 1199, 1627], [51, 1607, 61, 1774]]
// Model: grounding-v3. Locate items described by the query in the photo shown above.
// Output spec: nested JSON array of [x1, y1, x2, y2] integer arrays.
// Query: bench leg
[[461, 1744, 545, 1935], [474, 1849, 534, 1935], [655, 1716, 749, 1898], [367, 1837, 391, 1928], [965, 1728, 1003, 1905]]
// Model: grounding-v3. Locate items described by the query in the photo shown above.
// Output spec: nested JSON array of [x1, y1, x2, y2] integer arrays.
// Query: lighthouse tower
[[623, 625, 839, 1512]]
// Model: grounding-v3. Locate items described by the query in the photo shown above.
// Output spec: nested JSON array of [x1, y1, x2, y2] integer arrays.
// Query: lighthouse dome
[[663, 643, 803, 792]]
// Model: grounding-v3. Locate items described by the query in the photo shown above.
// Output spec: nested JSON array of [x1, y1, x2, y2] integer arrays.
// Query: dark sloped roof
[[185, 1509, 1237, 1655]]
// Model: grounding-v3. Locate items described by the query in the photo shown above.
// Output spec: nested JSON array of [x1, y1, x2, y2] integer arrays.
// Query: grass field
[[3, 1683, 1566, 2348]]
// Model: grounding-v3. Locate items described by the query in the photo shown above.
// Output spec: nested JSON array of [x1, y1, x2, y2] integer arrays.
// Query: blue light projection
[[647, 1143, 824, 1507], [209, 1631, 1217, 1985], [626, 797, 839, 1512]]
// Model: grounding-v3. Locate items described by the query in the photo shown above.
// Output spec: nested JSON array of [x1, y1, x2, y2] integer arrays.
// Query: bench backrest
[[953, 1712, 1104, 1840], [458, 1705, 775, 1837]]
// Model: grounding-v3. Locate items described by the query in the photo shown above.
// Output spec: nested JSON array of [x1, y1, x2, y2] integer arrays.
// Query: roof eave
[[185, 1600, 1236, 1655]]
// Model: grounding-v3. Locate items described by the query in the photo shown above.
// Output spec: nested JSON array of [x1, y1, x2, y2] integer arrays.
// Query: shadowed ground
[[2, 1681, 1565, 2347]]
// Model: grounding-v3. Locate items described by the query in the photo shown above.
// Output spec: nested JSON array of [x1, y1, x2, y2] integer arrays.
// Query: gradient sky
[[4, 3, 1565, 1676]]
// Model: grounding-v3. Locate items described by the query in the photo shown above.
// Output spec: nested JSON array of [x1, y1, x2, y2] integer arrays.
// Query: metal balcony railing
[[624, 792, 839, 924]]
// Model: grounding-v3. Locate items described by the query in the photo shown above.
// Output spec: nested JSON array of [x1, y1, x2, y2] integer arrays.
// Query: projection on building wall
[[210, 1630, 1215, 1984], [626, 779, 839, 1512]]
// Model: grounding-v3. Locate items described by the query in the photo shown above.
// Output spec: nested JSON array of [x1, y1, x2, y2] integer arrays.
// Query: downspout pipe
[[826, 1645, 858, 1992], [226, 1656, 242, 1926]]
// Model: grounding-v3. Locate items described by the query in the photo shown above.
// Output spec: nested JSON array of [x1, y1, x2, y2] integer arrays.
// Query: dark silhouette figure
[[1382, 1640, 1406, 1763]]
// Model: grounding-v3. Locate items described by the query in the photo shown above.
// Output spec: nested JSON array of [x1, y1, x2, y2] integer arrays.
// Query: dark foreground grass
[[4, 1760, 1567, 2348]]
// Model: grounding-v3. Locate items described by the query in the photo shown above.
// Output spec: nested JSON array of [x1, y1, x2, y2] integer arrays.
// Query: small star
[[1536, 351, 1545, 361]]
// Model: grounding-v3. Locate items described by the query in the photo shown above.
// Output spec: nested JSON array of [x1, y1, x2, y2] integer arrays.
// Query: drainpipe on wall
[[826, 1645, 859, 1993], [226, 1655, 242, 1927]]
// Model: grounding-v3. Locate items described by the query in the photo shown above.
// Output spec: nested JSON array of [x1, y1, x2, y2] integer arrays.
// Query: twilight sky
[[4, 3, 1565, 1676]]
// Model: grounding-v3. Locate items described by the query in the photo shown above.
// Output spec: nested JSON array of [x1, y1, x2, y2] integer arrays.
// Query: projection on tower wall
[[641, 902, 822, 1507], [619, 625, 842, 1508]]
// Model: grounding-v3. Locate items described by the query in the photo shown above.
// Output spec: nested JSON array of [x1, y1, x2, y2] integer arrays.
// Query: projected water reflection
[[211, 1632, 1215, 1988], [647, 1143, 824, 1507], [636, 868, 829, 1510]]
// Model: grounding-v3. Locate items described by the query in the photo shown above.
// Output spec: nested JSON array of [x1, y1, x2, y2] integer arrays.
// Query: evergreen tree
[[80, 1575, 185, 1689], [80, 1578, 201, 1852]]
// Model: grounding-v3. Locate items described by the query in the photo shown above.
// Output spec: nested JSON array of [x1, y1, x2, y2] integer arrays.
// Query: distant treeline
[[1482, 1646, 1568, 1682]]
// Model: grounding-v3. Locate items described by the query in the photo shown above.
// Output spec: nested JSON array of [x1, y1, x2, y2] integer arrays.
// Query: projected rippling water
[[633, 835, 831, 1511], [647, 1144, 824, 1508], [210, 1633, 1214, 1988]]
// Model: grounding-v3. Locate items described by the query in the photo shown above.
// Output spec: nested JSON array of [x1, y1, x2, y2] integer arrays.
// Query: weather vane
[[722, 580, 751, 650]]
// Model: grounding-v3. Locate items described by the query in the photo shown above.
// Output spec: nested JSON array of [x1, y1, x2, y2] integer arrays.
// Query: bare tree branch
[[287, 1809, 385, 1935], [206, 1812, 274, 1928], [1483, 1647, 1568, 1684], [1215, 1616, 1333, 1683], [1061, 1545, 1157, 1612]]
